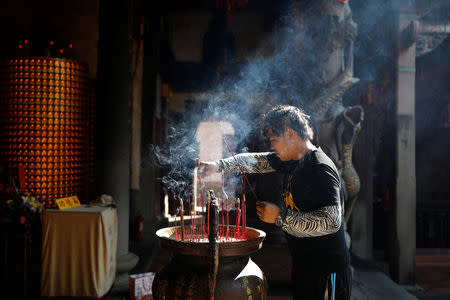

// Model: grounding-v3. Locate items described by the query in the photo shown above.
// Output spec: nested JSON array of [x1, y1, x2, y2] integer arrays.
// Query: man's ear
[[284, 127, 295, 139]]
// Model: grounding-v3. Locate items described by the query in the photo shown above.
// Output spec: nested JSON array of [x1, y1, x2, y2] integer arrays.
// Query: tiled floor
[[417, 266, 450, 295], [105, 242, 450, 300], [374, 249, 450, 300], [414, 249, 450, 299]]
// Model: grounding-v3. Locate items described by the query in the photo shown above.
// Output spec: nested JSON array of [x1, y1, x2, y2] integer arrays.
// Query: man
[[199, 104, 351, 300]]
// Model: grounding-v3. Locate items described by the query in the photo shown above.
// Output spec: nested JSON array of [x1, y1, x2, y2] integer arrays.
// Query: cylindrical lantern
[[0, 57, 93, 208]]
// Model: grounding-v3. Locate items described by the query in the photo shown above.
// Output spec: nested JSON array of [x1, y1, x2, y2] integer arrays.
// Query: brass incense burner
[[153, 191, 267, 300]]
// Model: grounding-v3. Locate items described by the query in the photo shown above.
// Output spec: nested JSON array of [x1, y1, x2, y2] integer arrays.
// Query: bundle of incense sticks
[[172, 192, 248, 242], [171, 145, 260, 241], [174, 185, 250, 241]]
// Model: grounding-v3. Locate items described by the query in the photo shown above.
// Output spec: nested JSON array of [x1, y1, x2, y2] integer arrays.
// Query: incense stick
[[223, 138, 259, 202], [180, 198, 184, 241], [235, 198, 241, 238], [222, 173, 229, 240], [174, 216, 178, 240]]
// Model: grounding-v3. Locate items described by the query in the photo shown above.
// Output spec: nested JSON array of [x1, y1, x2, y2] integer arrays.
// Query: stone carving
[[416, 33, 447, 56], [292, 0, 364, 222]]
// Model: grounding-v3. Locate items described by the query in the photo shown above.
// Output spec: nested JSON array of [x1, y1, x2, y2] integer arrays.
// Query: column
[[97, 0, 138, 270], [390, 3, 416, 284]]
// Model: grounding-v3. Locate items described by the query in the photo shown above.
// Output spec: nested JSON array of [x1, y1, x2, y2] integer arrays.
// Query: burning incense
[[196, 166, 206, 239], [223, 138, 259, 202], [242, 194, 246, 238], [174, 216, 178, 240], [226, 199, 229, 240], [221, 201, 225, 238], [235, 198, 241, 238], [222, 174, 229, 240], [179, 198, 184, 241], [219, 138, 255, 239], [242, 178, 247, 238], [189, 187, 194, 241]]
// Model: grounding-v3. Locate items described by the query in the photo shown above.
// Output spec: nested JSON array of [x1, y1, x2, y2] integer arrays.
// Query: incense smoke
[[149, 0, 403, 213]]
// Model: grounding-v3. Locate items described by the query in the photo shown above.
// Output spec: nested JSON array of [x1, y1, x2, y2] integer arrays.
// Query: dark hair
[[262, 105, 314, 140]]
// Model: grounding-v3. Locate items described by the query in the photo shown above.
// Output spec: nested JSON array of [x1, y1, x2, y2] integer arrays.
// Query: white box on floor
[[130, 272, 155, 300]]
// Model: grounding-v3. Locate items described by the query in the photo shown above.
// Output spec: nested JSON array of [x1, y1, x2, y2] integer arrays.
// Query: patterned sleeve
[[217, 152, 275, 174], [280, 204, 341, 237]]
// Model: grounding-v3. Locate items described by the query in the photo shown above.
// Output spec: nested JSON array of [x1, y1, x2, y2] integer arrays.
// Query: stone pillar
[[97, 0, 138, 271], [390, 4, 416, 285]]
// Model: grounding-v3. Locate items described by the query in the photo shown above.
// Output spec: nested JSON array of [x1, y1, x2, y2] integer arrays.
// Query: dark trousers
[[292, 266, 352, 300]]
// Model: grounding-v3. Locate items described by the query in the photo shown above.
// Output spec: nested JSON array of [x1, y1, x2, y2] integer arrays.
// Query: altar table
[[41, 205, 117, 298]]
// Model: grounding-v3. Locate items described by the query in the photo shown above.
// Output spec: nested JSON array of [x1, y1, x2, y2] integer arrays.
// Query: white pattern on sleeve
[[281, 204, 341, 237], [217, 152, 275, 174]]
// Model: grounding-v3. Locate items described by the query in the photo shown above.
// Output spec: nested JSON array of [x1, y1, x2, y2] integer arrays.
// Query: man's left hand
[[256, 201, 280, 223]]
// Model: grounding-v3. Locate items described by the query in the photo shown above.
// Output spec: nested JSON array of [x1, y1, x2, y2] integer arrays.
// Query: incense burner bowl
[[152, 226, 267, 300]]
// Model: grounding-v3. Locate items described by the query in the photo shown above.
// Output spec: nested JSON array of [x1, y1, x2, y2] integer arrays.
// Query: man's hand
[[256, 201, 280, 223], [198, 161, 219, 178]]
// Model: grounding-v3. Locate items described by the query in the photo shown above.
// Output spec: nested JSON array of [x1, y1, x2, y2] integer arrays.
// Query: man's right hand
[[198, 161, 219, 178]]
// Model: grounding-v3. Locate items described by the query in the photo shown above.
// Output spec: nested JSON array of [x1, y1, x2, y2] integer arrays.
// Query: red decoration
[[216, 0, 247, 29], [18, 164, 26, 188]]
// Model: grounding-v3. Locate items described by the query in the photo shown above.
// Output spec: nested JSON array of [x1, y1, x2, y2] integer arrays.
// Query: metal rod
[[208, 190, 219, 300]]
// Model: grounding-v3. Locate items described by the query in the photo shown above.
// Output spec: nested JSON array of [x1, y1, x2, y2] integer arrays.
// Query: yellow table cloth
[[41, 205, 117, 298]]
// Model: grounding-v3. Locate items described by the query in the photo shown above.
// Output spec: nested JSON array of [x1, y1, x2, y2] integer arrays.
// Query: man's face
[[267, 129, 292, 161]]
